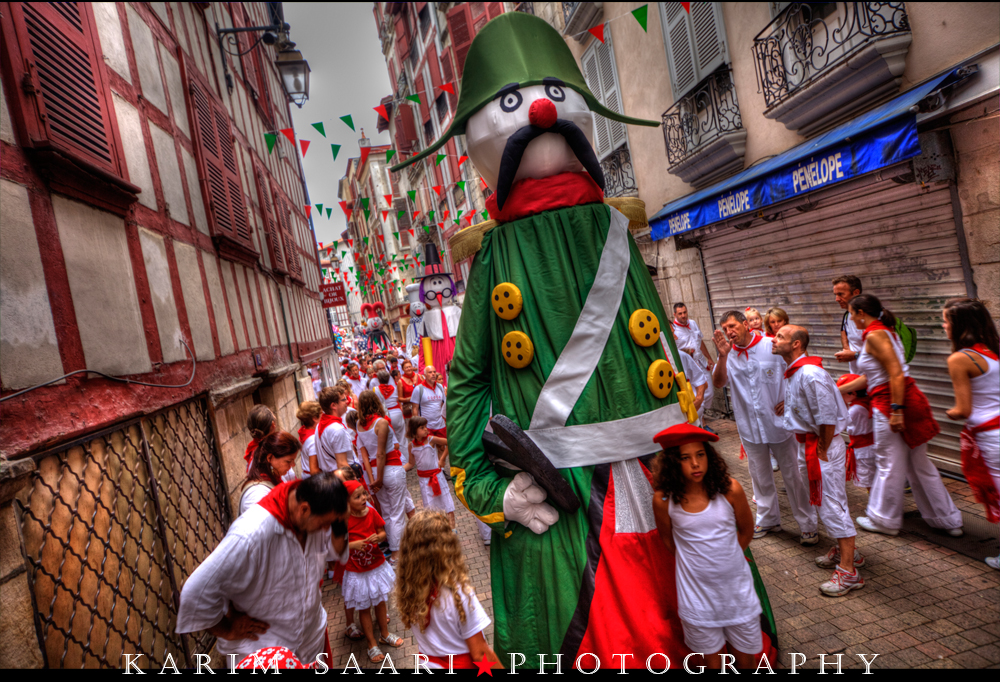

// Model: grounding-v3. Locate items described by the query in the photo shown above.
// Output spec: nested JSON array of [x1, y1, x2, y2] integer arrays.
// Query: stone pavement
[[320, 420, 1000, 670]]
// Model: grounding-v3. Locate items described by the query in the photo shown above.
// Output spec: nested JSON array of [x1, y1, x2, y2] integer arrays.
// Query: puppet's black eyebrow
[[542, 77, 565, 87], [494, 83, 521, 100]]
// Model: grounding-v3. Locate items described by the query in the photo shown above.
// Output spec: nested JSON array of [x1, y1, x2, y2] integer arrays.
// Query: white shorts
[[682, 617, 761, 656]]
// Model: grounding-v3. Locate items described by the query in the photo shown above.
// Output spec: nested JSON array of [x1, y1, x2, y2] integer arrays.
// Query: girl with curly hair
[[651, 425, 761, 670], [395, 510, 501, 670]]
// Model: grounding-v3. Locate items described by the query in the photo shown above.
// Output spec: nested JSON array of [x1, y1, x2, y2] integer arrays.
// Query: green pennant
[[363, 236, 369, 246], [481, 210, 489, 221], [428, 211, 435, 222], [435, 154, 446, 166], [394, 231, 399, 239], [316, 203, 324, 215], [340, 115, 355, 131], [331, 144, 341, 160], [386, 149, 396, 163], [326, 207, 332, 219], [364, 208, 370, 221], [265, 133, 277, 154], [341, 250, 347, 258], [456, 180, 466, 190], [407, 190, 416, 201], [632, 4, 648, 31], [361, 197, 369, 210], [397, 210, 405, 219], [311, 122, 326, 137], [422, 225, 431, 233], [406, 94, 421, 104], [456, 209, 464, 220]]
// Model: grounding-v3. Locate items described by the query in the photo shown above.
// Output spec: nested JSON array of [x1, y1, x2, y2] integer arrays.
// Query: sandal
[[379, 633, 404, 648], [367, 646, 385, 663], [345, 623, 363, 641]]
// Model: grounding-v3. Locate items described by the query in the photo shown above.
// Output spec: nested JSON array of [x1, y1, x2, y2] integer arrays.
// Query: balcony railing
[[562, 1, 602, 41], [662, 68, 743, 169], [753, 2, 910, 109], [396, 71, 408, 99], [601, 145, 638, 198]]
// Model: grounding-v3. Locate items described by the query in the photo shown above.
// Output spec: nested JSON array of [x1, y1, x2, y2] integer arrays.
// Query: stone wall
[[0, 489, 44, 668]]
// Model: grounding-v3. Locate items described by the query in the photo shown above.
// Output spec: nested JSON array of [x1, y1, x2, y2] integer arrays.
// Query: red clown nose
[[529, 98, 557, 129]]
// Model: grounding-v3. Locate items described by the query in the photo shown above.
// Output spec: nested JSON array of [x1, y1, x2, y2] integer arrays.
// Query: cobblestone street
[[321, 418, 1000, 670]]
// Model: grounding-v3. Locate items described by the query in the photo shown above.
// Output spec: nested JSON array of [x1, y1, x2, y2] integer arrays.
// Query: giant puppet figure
[[404, 283, 426, 360], [361, 302, 390, 353], [415, 243, 461, 385], [391, 13, 776, 667]]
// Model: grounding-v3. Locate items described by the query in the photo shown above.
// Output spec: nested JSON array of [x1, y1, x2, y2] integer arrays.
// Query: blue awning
[[649, 69, 960, 240]]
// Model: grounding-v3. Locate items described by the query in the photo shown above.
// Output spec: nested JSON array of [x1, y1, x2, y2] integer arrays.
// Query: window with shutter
[[255, 163, 286, 273], [0, 2, 131, 188], [274, 190, 304, 283], [659, 1, 729, 100], [446, 4, 474, 79], [394, 15, 410, 59], [581, 33, 627, 160]]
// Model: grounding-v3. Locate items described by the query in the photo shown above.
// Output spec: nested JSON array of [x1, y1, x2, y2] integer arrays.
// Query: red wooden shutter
[[446, 139, 461, 190], [255, 164, 286, 273], [235, 6, 259, 100], [427, 44, 441, 91], [394, 105, 417, 152], [486, 3, 505, 20], [446, 4, 474, 80], [415, 73, 430, 124], [441, 47, 457, 112], [274, 190, 304, 282], [1, 2, 122, 176], [394, 16, 410, 59], [190, 79, 251, 244]]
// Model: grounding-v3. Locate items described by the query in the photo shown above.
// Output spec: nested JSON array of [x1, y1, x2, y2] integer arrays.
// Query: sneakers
[[820, 566, 865, 597], [753, 524, 782, 539], [856, 516, 899, 536], [800, 531, 820, 546], [986, 556, 1000, 570], [946, 527, 964, 537], [816, 547, 866, 568], [771, 455, 779, 472]]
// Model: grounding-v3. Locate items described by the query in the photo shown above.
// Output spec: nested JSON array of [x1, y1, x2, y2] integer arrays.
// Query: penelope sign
[[321, 282, 346, 308]]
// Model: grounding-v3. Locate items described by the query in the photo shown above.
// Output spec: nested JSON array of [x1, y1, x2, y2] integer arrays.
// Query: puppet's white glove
[[503, 472, 559, 534]]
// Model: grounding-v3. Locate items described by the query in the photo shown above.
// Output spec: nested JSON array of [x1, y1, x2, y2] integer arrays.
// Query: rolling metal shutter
[[695, 176, 970, 471]]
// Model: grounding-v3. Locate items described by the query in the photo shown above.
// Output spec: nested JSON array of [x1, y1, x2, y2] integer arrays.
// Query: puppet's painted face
[[466, 82, 595, 202], [410, 301, 426, 318], [367, 317, 383, 332], [420, 275, 455, 309]]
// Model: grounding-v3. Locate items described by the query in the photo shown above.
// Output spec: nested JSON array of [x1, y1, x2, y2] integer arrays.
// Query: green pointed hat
[[390, 12, 658, 171]]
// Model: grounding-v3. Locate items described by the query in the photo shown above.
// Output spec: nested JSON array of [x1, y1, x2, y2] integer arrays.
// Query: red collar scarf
[[361, 414, 381, 430], [861, 319, 893, 342], [849, 395, 872, 418], [419, 379, 438, 392], [732, 333, 763, 360], [485, 172, 604, 223], [317, 413, 343, 438], [297, 426, 316, 444], [783, 355, 823, 379], [378, 384, 395, 400], [257, 480, 300, 531], [413, 437, 428, 447], [970, 343, 999, 361], [672, 319, 690, 329], [244, 439, 260, 467]]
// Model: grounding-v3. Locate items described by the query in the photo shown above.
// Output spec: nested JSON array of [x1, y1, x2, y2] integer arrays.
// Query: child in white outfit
[[406, 417, 456, 527]]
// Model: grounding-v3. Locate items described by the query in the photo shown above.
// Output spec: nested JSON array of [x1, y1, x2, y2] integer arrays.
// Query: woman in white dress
[[238, 432, 300, 516]]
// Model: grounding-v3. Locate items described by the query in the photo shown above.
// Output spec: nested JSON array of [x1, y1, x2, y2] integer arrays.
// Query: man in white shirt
[[345, 363, 367, 399], [773, 325, 864, 597], [671, 302, 715, 372], [411, 366, 447, 437], [833, 275, 865, 374], [317, 387, 353, 471], [712, 309, 818, 544], [677, 343, 713, 426], [176, 474, 350, 663]]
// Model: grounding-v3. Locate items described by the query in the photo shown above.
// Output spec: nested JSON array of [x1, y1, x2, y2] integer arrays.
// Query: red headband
[[344, 479, 363, 496]]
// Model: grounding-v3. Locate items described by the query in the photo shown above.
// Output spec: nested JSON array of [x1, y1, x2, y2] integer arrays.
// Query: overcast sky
[[284, 2, 392, 248]]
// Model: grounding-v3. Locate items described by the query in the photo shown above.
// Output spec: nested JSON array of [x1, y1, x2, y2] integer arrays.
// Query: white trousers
[[387, 408, 406, 456], [795, 437, 855, 538], [375, 465, 411, 551], [742, 437, 817, 533], [866, 411, 962, 530], [976, 430, 1000, 494], [476, 517, 492, 543]]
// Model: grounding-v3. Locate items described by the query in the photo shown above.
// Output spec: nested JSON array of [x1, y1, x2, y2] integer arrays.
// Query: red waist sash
[[369, 448, 402, 469], [845, 433, 874, 483], [961, 415, 999, 523], [869, 377, 940, 448], [417, 468, 443, 496], [793, 433, 823, 506]]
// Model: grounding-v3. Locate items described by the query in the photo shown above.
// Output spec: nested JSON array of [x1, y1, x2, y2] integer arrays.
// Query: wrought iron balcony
[[661, 68, 746, 189], [563, 2, 602, 42], [396, 71, 408, 99], [601, 144, 638, 198], [753, 2, 911, 135]]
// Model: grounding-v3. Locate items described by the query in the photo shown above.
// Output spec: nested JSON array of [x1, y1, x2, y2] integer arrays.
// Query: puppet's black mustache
[[495, 119, 605, 211]]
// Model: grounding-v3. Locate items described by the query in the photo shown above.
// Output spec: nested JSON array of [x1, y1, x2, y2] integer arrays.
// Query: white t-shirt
[[238, 482, 275, 516], [672, 319, 703, 355], [842, 312, 865, 374], [720, 335, 790, 445], [411, 587, 492, 657], [346, 376, 367, 398], [412, 383, 446, 430], [317, 421, 352, 472], [847, 403, 873, 439], [782, 362, 849, 436], [301, 433, 317, 478]]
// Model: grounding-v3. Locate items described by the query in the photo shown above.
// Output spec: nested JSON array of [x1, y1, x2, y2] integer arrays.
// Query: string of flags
[[578, 4, 668, 43]]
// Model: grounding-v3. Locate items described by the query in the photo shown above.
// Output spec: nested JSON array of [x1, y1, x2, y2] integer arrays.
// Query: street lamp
[[276, 46, 311, 108]]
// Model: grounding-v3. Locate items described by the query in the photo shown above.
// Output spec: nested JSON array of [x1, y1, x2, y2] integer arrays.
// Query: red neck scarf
[[317, 412, 343, 438], [783, 355, 823, 379], [413, 437, 428, 447], [361, 414, 381, 430], [244, 438, 260, 466], [732, 333, 763, 360], [861, 319, 893, 341], [257, 480, 300, 531], [378, 384, 395, 400], [672, 319, 690, 329], [297, 425, 316, 444], [970, 343, 999, 361], [485, 172, 604, 223], [419, 379, 438, 392]]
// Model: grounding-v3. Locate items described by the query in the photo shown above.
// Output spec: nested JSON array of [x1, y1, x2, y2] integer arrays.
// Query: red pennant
[[438, 222, 444, 229], [374, 105, 390, 123], [458, 155, 468, 165], [360, 146, 372, 167], [300, 140, 310, 156], [480, 177, 489, 191], [347, 239, 354, 247], [339, 200, 350, 216], [432, 185, 442, 196], [467, 214, 476, 226], [280, 128, 295, 144], [383, 194, 393, 205], [588, 24, 605, 43], [382, 210, 388, 221], [408, 229, 415, 237], [681, 2, 690, 13], [304, 205, 311, 219], [443, 209, 450, 221], [377, 234, 385, 243], [439, 82, 455, 95]]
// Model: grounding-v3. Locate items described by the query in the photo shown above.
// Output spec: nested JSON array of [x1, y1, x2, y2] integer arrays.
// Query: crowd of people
[[174, 276, 998, 671]]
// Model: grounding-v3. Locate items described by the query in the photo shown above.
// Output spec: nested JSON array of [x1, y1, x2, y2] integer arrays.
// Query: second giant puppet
[[415, 243, 461, 384], [392, 13, 775, 667], [361, 302, 390, 353]]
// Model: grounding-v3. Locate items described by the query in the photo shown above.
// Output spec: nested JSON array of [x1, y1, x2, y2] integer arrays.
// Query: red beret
[[344, 479, 363, 496], [836, 373, 862, 387], [653, 423, 719, 451]]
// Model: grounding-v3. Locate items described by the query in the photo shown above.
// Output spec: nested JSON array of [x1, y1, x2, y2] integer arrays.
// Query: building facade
[[0, 2, 335, 667]]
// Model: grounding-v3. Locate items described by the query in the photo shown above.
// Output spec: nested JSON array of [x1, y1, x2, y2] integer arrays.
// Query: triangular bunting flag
[[412, 210, 420, 221], [456, 210, 463, 220], [360, 146, 371, 167], [406, 94, 421, 104], [432, 185, 442, 196], [439, 82, 455, 95], [374, 105, 390, 123], [347, 239, 353, 247], [361, 198, 369, 210], [632, 5, 648, 31], [326, 207, 332, 219], [304, 205, 311, 219], [393, 231, 399, 239], [458, 155, 469, 165], [340, 115, 355, 131], [339, 201, 350, 216], [300, 140, 310, 156], [456, 180, 466, 191], [681, 2, 691, 13], [386, 149, 396, 163], [377, 234, 385, 243], [364, 208, 370, 221], [588, 24, 605, 43], [265, 133, 277, 154], [280, 128, 295, 145], [383, 194, 393, 206], [331, 144, 341, 160], [311, 122, 326, 137], [382, 211, 388, 221], [428, 211, 435, 222], [443, 209, 450, 221], [363, 237, 369, 246], [408, 229, 415, 237], [435, 154, 446, 166], [316, 203, 324, 215], [480, 177, 489, 191], [481, 210, 489, 221], [341, 250, 347, 258], [423, 225, 431, 233]]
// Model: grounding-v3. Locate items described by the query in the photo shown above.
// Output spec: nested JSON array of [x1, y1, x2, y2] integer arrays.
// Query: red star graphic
[[474, 654, 493, 676]]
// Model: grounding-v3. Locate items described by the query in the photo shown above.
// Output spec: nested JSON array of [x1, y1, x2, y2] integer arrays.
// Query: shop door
[[695, 178, 970, 471]]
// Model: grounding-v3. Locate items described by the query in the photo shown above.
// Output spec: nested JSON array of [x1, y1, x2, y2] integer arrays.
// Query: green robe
[[447, 202, 686, 657]]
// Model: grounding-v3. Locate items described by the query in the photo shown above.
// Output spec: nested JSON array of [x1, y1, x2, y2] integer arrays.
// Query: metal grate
[[15, 398, 231, 669]]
